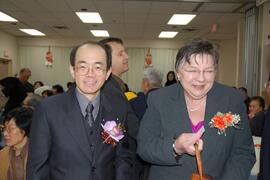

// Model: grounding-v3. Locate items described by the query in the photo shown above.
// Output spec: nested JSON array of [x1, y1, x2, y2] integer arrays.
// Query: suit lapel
[[91, 92, 115, 164], [166, 84, 192, 138], [63, 88, 92, 162], [201, 82, 229, 162]]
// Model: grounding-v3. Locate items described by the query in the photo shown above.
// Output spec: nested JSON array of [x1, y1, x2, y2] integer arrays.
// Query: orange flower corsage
[[209, 112, 240, 136]]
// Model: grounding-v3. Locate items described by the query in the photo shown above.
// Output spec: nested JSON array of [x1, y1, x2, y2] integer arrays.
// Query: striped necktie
[[85, 103, 94, 127]]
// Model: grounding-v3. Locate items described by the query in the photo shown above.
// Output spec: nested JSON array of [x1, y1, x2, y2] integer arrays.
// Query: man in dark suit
[[18, 68, 34, 93], [27, 41, 133, 180], [100, 37, 139, 145], [100, 38, 140, 179]]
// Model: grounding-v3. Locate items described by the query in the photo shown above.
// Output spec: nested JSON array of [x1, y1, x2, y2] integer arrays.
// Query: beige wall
[[259, 1, 270, 106], [17, 37, 239, 90], [218, 39, 238, 87], [0, 31, 18, 75]]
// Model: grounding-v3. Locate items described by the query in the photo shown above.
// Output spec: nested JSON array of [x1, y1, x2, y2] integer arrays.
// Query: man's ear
[[105, 68, 112, 80], [69, 65, 75, 79]]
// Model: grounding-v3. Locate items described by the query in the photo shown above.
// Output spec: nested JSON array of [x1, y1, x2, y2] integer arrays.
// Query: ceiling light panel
[[168, 14, 196, 25], [19, 29, 45, 36], [76, 12, 103, 23], [0, 11, 18, 22]]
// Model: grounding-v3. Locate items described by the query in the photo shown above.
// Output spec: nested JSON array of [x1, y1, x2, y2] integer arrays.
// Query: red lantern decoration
[[145, 49, 153, 67], [45, 46, 53, 66]]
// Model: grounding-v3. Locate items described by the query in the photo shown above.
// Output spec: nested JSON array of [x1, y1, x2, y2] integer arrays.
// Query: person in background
[[100, 37, 129, 92], [164, 71, 177, 87], [0, 85, 8, 149], [18, 68, 34, 93], [124, 83, 137, 101], [248, 96, 265, 137], [137, 38, 255, 180], [34, 85, 52, 96], [259, 76, 270, 180], [33, 81, 44, 90], [67, 81, 74, 90], [22, 94, 43, 110], [52, 84, 64, 94], [0, 107, 33, 180], [99, 37, 139, 180], [238, 87, 251, 113], [0, 77, 27, 116], [27, 41, 134, 180], [130, 67, 162, 180], [130, 67, 162, 120], [41, 89, 54, 98]]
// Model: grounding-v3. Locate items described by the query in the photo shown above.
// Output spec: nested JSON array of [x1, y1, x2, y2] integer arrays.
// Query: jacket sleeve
[[220, 99, 256, 180], [137, 94, 182, 166], [26, 103, 51, 180]]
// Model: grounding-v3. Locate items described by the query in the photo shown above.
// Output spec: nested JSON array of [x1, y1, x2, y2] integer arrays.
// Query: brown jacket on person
[[0, 147, 10, 180]]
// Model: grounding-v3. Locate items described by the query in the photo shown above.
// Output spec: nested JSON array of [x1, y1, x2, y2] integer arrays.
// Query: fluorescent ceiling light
[[76, 12, 103, 23], [19, 29, 45, 36], [168, 14, 196, 25], [0, 11, 17, 22], [90, 30, 109, 37], [159, 31, 178, 38]]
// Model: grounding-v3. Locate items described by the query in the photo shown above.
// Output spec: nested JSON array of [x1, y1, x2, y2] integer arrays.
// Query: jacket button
[[89, 131, 93, 135], [91, 167, 96, 172]]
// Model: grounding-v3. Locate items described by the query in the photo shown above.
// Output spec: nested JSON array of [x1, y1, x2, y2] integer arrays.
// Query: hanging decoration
[[144, 48, 153, 67], [45, 46, 53, 67]]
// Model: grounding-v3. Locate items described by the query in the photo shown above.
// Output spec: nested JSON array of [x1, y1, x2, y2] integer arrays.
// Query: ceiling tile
[[198, 3, 242, 13]]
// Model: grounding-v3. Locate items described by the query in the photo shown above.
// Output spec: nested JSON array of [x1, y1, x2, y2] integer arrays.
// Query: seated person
[[66, 82, 74, 90], [0, 107, 33, 180], [34, 85, 52, 97], [22, 94, 43, 110], [52, 84, 64, 94], [248, 96, 265, 137], [33, 81, 44, 90]]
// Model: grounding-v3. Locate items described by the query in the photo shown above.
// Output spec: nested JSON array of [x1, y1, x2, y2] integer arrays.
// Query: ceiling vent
[[53, 25, 69, 30], [182, 28, 197, 32]]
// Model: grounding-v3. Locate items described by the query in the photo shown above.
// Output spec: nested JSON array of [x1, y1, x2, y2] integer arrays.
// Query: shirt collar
[[75, 88, 100, 119]]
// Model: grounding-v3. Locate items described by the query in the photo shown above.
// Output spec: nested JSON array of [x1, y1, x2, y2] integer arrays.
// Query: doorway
[[0, 58, 11, 79]]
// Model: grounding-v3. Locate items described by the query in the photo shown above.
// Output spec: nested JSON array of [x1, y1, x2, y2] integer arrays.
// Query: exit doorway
[[0, 58, 11, 79]]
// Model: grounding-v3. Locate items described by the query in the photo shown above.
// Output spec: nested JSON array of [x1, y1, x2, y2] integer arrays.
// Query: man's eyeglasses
[[75, 63, 106, 76]]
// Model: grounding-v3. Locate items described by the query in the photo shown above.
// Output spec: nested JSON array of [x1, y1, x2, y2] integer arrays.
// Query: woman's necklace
[[185, 96, 206, 112]]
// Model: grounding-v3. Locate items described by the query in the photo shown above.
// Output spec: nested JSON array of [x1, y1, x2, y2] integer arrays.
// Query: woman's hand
[[173, 130, 204, 156]]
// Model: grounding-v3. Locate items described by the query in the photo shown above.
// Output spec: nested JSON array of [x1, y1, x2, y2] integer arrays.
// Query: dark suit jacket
[[27, 86, 133, 180], [259, 107, 270, 180], [137, 82, 255, 180], [103, 75, 140, 180], [103, 75, 139, 151], [130, 88, 159, 121]]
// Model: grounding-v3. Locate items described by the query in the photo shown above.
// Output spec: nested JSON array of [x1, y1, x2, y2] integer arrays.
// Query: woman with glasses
[[137, 38, 255, 180], [0, 107, 32, 180]]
